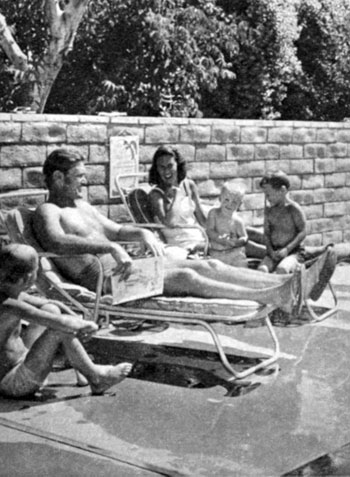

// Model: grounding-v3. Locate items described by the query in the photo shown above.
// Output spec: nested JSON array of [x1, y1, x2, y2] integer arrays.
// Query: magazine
[[111, 256, 164, 305]]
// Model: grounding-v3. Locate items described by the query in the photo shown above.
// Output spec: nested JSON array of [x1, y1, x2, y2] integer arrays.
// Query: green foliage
[[281, 0, 350, 120], [2, 0, 350, 119]]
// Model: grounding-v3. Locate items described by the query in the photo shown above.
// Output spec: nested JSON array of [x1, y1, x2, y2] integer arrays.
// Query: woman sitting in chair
[[148, 145, 266, 261], [148, 146, 208, 256]]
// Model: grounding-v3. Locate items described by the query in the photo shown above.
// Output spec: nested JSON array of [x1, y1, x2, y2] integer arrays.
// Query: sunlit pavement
[[1, 264, 350, 476]]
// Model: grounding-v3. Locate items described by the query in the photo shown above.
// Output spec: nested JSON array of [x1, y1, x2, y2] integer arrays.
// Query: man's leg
[[166, 257, 288, 288], [163, 266, 297, 309]]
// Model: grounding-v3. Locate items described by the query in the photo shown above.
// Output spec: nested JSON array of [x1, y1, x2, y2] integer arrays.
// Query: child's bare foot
[[90, 363, 132, 395]]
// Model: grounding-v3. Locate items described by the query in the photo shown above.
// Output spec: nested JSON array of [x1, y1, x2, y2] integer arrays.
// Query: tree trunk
[[0, 13, 28, 71], [30, 0, 90, 113]]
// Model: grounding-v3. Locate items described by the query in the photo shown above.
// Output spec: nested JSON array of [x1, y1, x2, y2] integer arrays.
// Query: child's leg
[[60, 335, 132, 395], [275, 254, 299, 274], [258, 256, 275, 273]]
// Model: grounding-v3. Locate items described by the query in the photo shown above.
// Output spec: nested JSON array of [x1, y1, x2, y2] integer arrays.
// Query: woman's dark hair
[[43, 148, 85, 188], [148, 146, 187, 186]]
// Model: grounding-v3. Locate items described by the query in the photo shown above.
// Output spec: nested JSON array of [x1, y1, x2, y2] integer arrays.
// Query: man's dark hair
[[43, 148, 85, 188], [149, 146, 187, 186], [0, 244, 38, 284], [259, 170, 290, 190]]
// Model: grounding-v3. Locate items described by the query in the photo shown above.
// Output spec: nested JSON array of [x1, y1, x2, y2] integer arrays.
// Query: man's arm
[[96, 206, 164, 256]]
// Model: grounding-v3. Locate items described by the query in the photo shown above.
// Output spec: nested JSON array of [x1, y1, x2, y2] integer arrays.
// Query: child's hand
[[72, 321, 98, 341]]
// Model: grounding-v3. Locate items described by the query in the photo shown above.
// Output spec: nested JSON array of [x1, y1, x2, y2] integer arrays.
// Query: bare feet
[[90, 363, 132, 395]]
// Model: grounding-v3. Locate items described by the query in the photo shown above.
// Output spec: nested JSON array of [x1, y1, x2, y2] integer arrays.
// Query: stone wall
[[1, 113, 350, 245]]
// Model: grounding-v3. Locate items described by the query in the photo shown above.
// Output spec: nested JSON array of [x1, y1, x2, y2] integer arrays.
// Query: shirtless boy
[[206, 181, 248, 268], [0, 243, 131, 398], [32, 148, 303, 310], [258, 171, 307, 274]]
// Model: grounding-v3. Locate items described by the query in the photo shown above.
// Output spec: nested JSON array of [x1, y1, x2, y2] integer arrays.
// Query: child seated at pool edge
[[258, 170, 307, 274], [206, 181, 249, 268]]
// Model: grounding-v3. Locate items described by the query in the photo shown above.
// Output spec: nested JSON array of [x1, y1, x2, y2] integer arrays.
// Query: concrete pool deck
[[1, 263, 350, 476]]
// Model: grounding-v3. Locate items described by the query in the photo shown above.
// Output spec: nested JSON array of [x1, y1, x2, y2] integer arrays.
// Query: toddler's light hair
[[221, 181, 246, 203]]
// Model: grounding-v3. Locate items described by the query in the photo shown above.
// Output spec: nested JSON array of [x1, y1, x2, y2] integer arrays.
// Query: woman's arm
[[188, 180, 207, 227]]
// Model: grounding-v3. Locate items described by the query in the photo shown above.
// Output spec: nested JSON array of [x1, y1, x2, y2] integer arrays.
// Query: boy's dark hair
[[0, 244, 38, 283], [43, 148, 85, 188], [149, 146, 187, 186], [259, 170, 290, 190]]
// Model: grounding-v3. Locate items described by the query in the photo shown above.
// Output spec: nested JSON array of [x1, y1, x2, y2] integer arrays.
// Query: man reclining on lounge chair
[[0, 243, 132, 398], [32, 149, 307, 312]]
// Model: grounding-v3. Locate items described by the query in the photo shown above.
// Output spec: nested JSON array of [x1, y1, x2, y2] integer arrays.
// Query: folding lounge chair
[[0, 191, 282, 382]]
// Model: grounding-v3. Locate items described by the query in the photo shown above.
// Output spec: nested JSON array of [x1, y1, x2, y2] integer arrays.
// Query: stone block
[[304, 234, 322, 246], [323, 230, 343, 243], [23, 167, 45, 188], [88, 185, 108, 204], [187, 162, 210, 181], [315, 158, 335, 173], [0, 145, 46, 167], [325, 173, 346, 188], [197, 179, 220, 197], [209, 161, 238, 179], [108, 126, 145, 143], [22, 122, 66, 143], [89, 145, 109, 163], [236, 161, 265, 177], [316, 128, 336, 143], [324, 201, 347, 217], [289, 159, 313, 174], [242, 193, 264, 211], [227, 145, 254, 161], [0, 122, 21, 143], [336, 129, 350, 142], [196, 145, 225, 162], [280, 145, 303, 159], [335, 158, 350, 172], [174, 144, 196, 162], [139, 145, 157, 164], [291, 190, 315, 205], [47, 144, 89, 160], [264, 159, 290, 174], [255, 144, 280, 160], [302, 174, 324, 189], [333, 188, 350, 201], [145, 125, 180, 144], [304, 144, 327, 158], [0, 168, 22, 190], [85, 165, 107, 185], [328, 143, 347, 157], [180, 125, 211, 143], [67, 124, 107, 143], [303, 204, 323, 219], [308, 217, 334, 233], [312, 188, 335, 203], [241, 127, 267, 143], [293, 128, 316, 143], [211, 125, 240, 143], [268, 127, 293, 143]]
